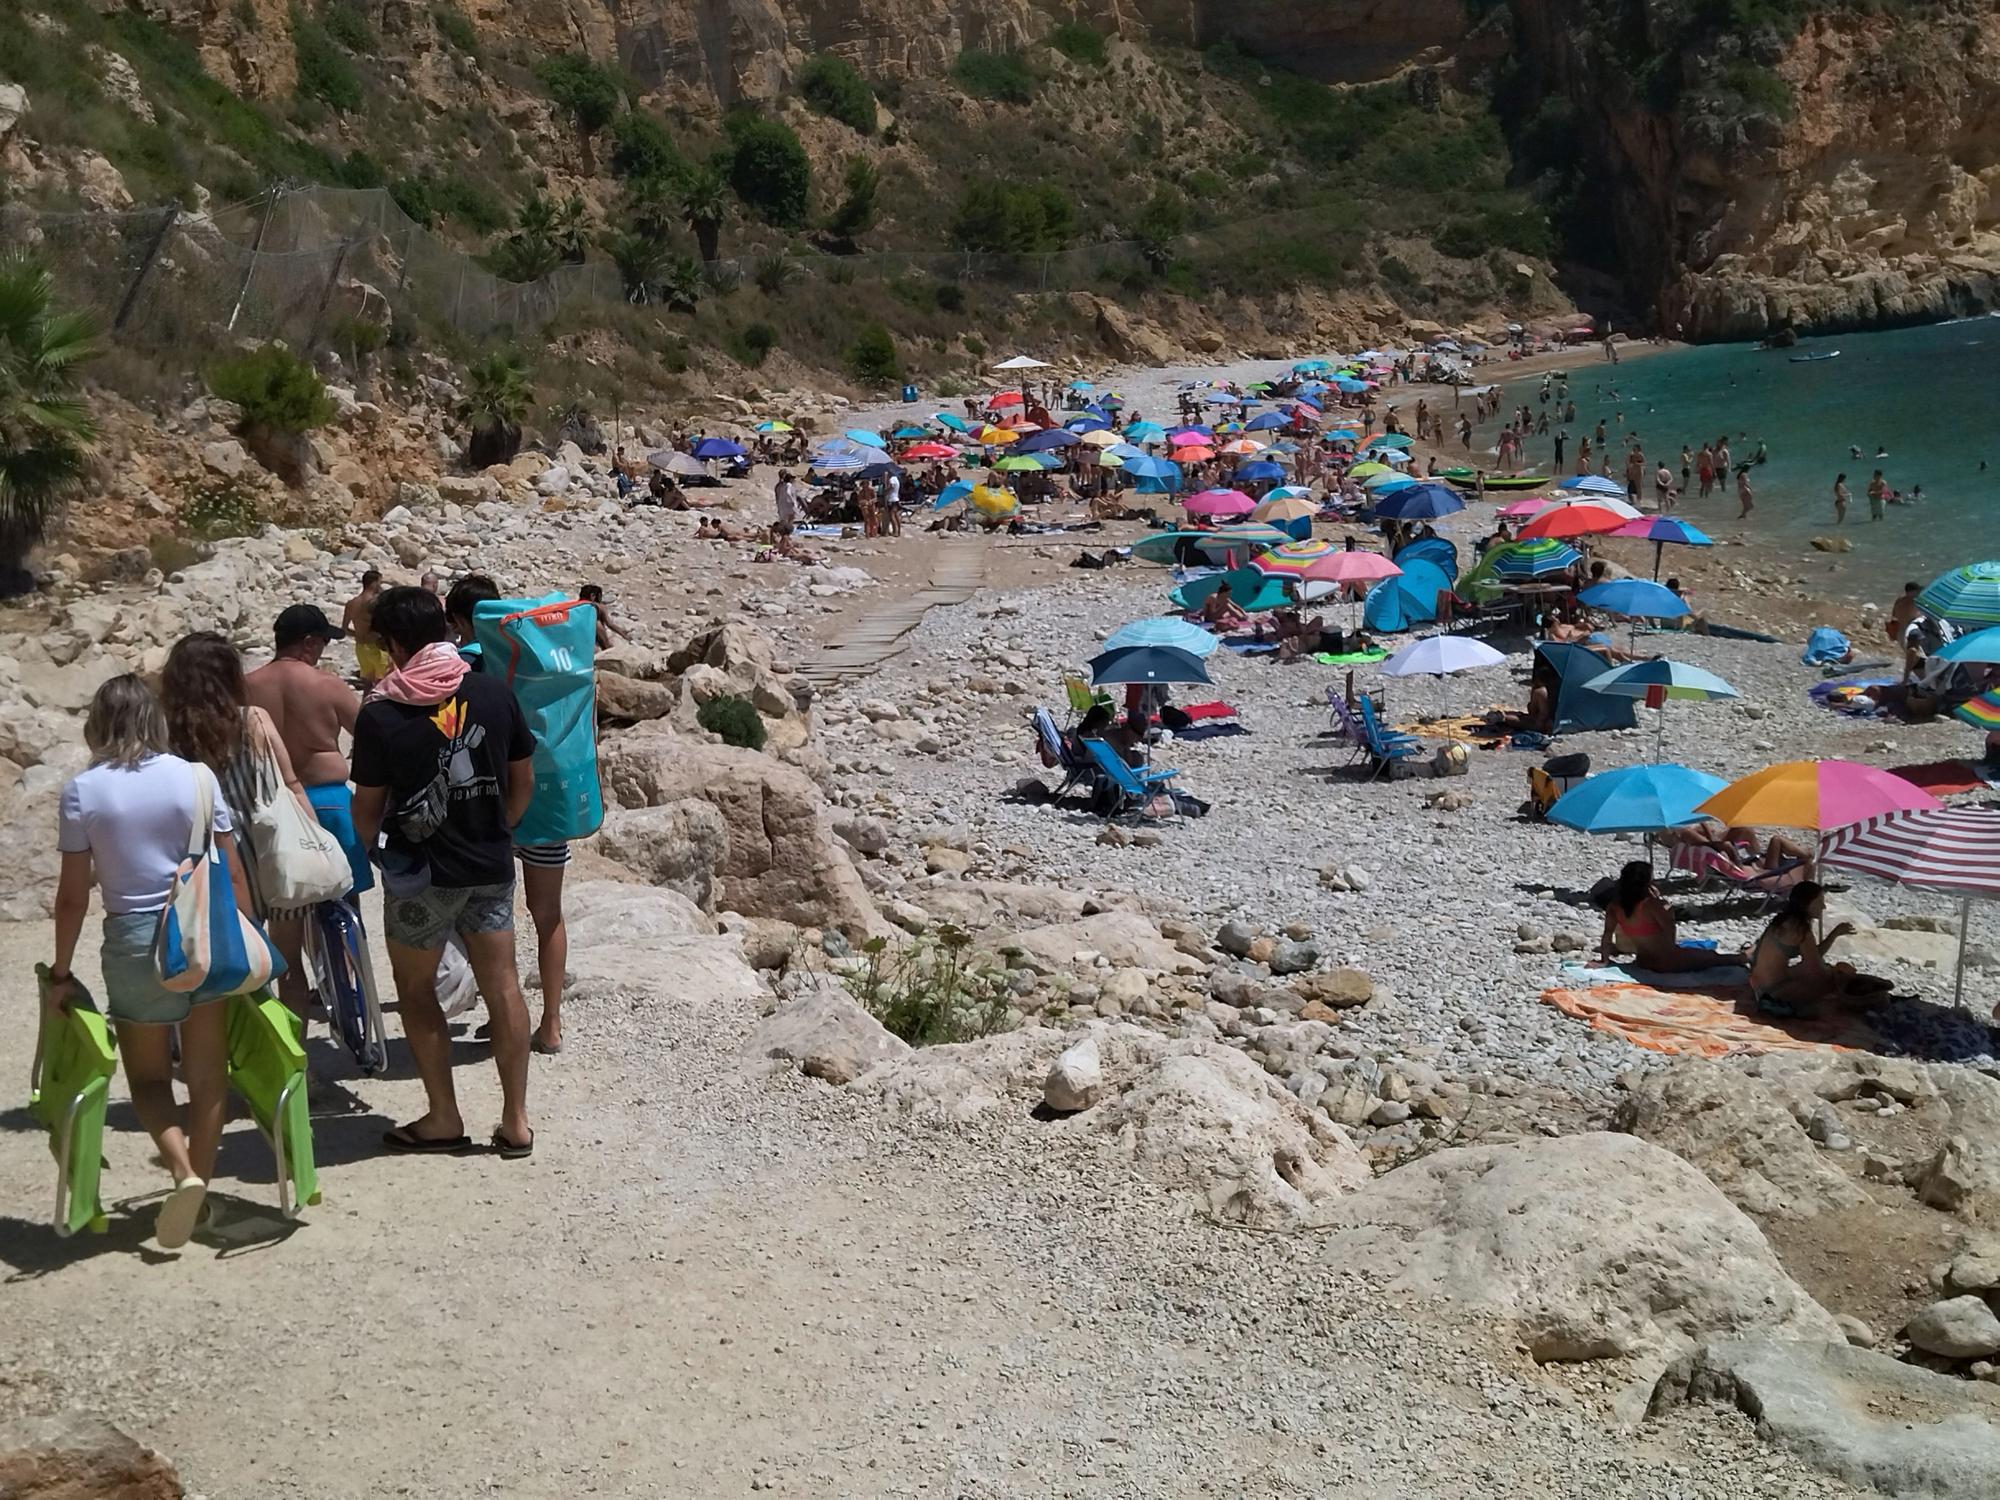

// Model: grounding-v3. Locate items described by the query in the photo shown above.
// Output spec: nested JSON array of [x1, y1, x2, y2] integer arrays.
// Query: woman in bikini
[[1748, 882, 1892, 1017], [1598, 860, 1745, 971]]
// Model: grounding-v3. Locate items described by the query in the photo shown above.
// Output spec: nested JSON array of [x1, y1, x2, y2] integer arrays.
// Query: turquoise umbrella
[[1105, 617, 1220, 657], [1549, 764, 1728, 835], [1584, 659, 1739, 760], [1919, 561, 2000, 629]]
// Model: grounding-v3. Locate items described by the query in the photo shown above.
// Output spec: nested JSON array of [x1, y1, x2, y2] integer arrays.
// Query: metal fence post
[[111, 204, 179, 334], [227, 187, 282, 332], [303, 238, 352, 352]]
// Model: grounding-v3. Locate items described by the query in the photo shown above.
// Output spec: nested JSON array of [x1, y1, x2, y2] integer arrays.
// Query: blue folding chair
[[1080, 738, 1180, 822], [1032, 706, 1092, 798], [1354, 697, 1423, 779]]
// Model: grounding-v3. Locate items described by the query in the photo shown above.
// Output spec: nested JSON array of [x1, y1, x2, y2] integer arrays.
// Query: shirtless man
[[1887, 581, 1922, 642], [244, 604, 370, 1010], [341, 569, 388, 685]]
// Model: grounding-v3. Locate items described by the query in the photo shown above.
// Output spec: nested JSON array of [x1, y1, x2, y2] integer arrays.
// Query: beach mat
[[1311, 648, 1389, 666], [1221, 638, 1281, 655], [1889, 759, 2000, 796], [1180, 701, 1240, 721], [1540, 977, 1876, 1057], [1175, 722, 1251, 741]]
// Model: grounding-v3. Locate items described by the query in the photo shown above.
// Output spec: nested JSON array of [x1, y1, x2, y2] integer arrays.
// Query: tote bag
[[154, 763, 286, 999], [243, 712, 352, 908], [471, 593, 603, 846]]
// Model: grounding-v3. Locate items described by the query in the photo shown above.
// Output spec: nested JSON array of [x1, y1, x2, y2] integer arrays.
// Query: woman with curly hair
[[159, 631, 319, 1014]]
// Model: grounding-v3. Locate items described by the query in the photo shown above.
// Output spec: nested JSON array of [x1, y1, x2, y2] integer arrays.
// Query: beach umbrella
[[891, 425, 930, 440], [1068, 379, 1096, 393], [1078, 429, 1122, 447], [1121, 454, 1182, 486], [1823, 806, 2000, 1007], [1498, 497, 1547, 519], [992, 455, 1046, 472], [1488, 538, 1582, 581], [987, 389, 1025, 408], [1246, 411, 1288, 431], [691, 437, 746, 460], [1015, 428, 1079, 452], [1381, 635, 1505, 677], [1088, 644, 1212, 688], [1919, 562, 2000, 629], [1184, 488, 1257, 519], [968, 484, 1019, 521], [1125, 420, 1165, 441], [1521, 503, 1627, 540], [1583, 659, 1740, 759], [1348, 462, 1391, 481], [991, 354, 1050, 370], [1249, 539, 1338, 576], [1554, 474, 1627, 498], [974, 424, 1019, 445], [1253, 495, 1317, 523], [1364, 472, 1417, 493], [1327, 428, 1360, 442], [1534, 494, 1642, 521], [1293, 359, 1330, 374], [1549, 764, 1728, 836], [1937, 627, 2000, 665], [1171, 445, 1217, 463], [1698, 759, 1943, 833], [932, 479, 976, 510], [1953, 691, 2000, 734], [1265, 484, 1313, 500], [1206, 391, 1242, 406], [1168, 426, 1212, 444], [1234, 461, 1288, 484], [1371, 483, 1465, 522], [1579, 579, 1689, 620], [650, 450, 709, 477], [1219, 438, 1265, 457], [753, 420, 793, 433], [1105, 618, 1220, 658], [900, 441, 958, 460], [1613, 515, 1714, 579], [934, 412, 972, 433], [1299, 550, 1402, 587], [1368, 434, 1415, 450], [843, 429, 888, 449]]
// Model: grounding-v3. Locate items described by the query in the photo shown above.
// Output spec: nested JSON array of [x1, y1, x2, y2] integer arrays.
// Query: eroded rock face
[[747, 979, 910, 1086], [590, 800, 729, 910], [1313, 1133, 1842, 1362], [0, 1411, 183, 1499]]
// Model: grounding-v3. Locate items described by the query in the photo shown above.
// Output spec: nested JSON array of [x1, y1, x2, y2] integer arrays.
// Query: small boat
[[1789, 350, 1841, 363], [1444, 472, 1551, 492]]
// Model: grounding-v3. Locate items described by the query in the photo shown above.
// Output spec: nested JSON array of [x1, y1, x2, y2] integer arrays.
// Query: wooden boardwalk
[[797, 545, 986, 689]]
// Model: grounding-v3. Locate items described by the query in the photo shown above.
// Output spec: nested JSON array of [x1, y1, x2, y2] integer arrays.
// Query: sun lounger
[[226, 990, 320, 1219], [30, 964, 117, 1236], [1079, 738, 1181, 822], [1669, 843, 1808, 908]]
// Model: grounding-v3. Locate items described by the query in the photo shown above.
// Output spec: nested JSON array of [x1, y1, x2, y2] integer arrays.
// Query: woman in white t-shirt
[[48, 675, 254, 1248]]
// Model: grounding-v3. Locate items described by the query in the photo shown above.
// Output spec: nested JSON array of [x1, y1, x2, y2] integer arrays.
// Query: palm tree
[[606, 230, 669, 303], [456, 351, 533, 468], [680, 166, 727, 262], [553, 194, 592, 264], [0, 256, 98, 596], [659, 254, 704, 313], [492, 192, 563, 282], [621, 173, 678, 243]]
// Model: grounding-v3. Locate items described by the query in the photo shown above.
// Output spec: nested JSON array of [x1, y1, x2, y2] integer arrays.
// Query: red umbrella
[[1519, 503, 1627, 540], [900, 442, 959, 460], [988, 390, 1024, 408]]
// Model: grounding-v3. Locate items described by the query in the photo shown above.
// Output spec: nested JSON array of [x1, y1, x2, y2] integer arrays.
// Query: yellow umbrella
[[1079, 429, 1122, 447], [975, 425, 1018, 445], [969, 484, 1019, 519], [1253, 495, 1316, 522], [1697, 759, 1943, 832], [1348, 461, 1390, 479]]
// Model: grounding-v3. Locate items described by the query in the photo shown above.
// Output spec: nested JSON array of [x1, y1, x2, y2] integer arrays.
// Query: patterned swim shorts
[[383, 881, 515, 952]]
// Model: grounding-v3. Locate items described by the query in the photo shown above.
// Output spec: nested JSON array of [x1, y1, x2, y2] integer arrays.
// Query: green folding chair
[[30, 964, 117, 1237], [226, 990, 320, 1218]]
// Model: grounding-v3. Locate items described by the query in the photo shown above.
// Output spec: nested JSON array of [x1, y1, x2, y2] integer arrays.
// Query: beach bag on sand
[[471, 593, 602, 846], [154, 765, 286, 999], [243, 712, 352, 909]]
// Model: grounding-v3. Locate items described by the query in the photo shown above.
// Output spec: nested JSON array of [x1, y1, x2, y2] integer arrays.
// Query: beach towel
[[1179, 701, 1241, 721], [1175, 722, 1252, 741], [1221, 639, 1281, 655], [1540, 976, 1877, 1057], [1311, 648, 1389, 666], [1889, 760, 2000, 796]]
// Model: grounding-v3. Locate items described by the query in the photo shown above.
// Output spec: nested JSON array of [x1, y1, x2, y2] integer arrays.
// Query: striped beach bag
[[153, 763, 285, 999]]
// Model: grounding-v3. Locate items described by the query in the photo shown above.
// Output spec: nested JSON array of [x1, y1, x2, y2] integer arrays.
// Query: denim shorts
[[98, 911, 221, 1025], [383, 881, 515, 951]]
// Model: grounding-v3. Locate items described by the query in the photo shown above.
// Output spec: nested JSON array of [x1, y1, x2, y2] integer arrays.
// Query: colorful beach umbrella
[[1488, 538, 1582, 580], [1184, 488, 1257, 518], [1104, 618, 1220, 658], [1697, 759, 1943, 832], [1521, 504, 1627, 541], [1549, 764, 1728, 836], [1584, 659, 1740, 759], [1613, 515, 1715, 579], [1823, 806, 2000, 1007], [1554, 474, 1626, 498], [1953, 691, 2000, 733], [1248, 539, 1338, 578], [753, 420, 793, 433], [1919, 562, 2000, 629]]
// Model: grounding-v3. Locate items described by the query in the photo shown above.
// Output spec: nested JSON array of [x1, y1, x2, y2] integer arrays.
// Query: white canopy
[[990, 355, 1050, 371]]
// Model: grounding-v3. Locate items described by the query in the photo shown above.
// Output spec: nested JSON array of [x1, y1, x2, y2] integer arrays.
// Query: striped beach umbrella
[[1954, 691, 2000, 733], [1823, 806, 2000, 1007], [1918, 561, 2000, 628], [1487, 537, 1582, 580], [1248, 539, 1339, 579]]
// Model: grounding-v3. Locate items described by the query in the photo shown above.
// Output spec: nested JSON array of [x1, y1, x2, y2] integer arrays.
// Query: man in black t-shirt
[[352, 587, 537, 1158]]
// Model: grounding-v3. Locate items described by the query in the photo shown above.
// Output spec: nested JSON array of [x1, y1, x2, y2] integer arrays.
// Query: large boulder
[[590, 801, 728, 910], [1312, 1133, 1843, 1362], [1919, 1069, 2000, 1221], [747, 980, 910, 1085], [557, 881, 764, 1013], [1614, 1060, 1867, 1220], [1000, 912, 1198, 975], [597, 731, 885, 940], [595, 671, 675, 723], [850, 1027, 1069, 1125], [1651, 1336, 2000, 1498], [1078, 1045, 1369, 1227], [0, 1411, 182, 1498]]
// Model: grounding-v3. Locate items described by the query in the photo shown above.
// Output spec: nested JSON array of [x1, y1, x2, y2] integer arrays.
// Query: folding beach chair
[[1080, 738, 1181, 822], [1669, 843, 1808, 909], [1063, 676, 1112, 719], [1032, 706, 1091, 797], [30, 965, 116, 1237], [226, 990, 320, 1218], [1355, 697, 1423, 780]]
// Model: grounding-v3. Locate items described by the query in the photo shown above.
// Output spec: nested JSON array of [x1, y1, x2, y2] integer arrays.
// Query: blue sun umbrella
[[1125, 420, 1166, 441], [1104, 617, 1221, 657], [1015, 428, 1079, 452], [1293, 359, 1330, 374], [1089, 644, 1212, 688], [1069, 379, 1096, 393], [1579, 579, 1690, 620], [845, 428, 888, 449], [1245, 411, 1288, 431], [1371, 484, 1466, 521], [1919, 561, 2000, 628], [891, 425, 929, 440], [1583, 658, 1738, 758], [1489, 538, 1583, 580], [1328, 428, 1360, 442], [691, 437, 745, 460], [932, 479, 977, 510], [1234, 461, 1287, 483], [1555, 474, 1625, 498], [1369, 434, 1414, 450], [934, 412, 972, 433], [1121, 454, 1183, 484], [1937, 627, 2000, 664], [1548, 764, 1729, 835]]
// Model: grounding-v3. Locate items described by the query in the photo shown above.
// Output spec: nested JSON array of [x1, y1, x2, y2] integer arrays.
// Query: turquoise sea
[[1473, 317, 2000, 595]]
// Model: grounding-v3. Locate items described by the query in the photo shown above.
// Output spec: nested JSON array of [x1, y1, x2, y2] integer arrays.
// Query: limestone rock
[[597, 730, 885, 940], [1946, 1243, 2000, 1295], [596, 670, 675, 722], [1614, 1060, 1867, 1219], [1919, 1069, 2000, 1220], [747, 980, 910, 1086], [1906, 1297, 2000, 1360], [557, 881, 762, 1015], [851, 1027, 1070, 1124], [1004, 912, 1194, 974], [1652, 1336, 2000, 1499], [1043, 1034, 1105, 1113], [1314, 1133, 1842, 1362], [589, 801, 728, 910], [0, 1411, 182, 1499]]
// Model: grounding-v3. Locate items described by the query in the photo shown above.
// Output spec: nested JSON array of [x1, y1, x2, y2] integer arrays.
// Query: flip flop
[[382, 1124, 473, 1154], [490, 1128, 535, 1160], [155, 1176, 207, 1250]]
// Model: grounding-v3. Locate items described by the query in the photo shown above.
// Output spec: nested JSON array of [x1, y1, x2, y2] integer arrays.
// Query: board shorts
[[383, 880, 515, 952], [98, 911, 220, 1025], [355, 641, 390, 683], [306, 783, 375, 896], [514, 842, 572, 870]]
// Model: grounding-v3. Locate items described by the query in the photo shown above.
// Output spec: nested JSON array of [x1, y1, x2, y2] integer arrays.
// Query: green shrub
[[1047, 22, 1107, 66], [390, 174, 436, 225], [798, 53, 875, 133], [1480, 205, 1554, 257], [292, 11, 363, 111], [1378, 253, 1417, 287], [739, 321, 777, 365], [723, 113, 811, 227], [960, 332, 985, 356], [608, 112, 687, 179], [843, 928, 1011, 1048], [952, 49, 1035, 103], [823, 156, 879, 242], [697, 692, 766, 750], [433, 174, 509, 233], [333, 148, 384, 188], [1719, 60, 1794, 118], [208, 345, 336, 433], [432, 4, 478, 55], [319, 1, 374, 54], [1434, 220, 1489, 259], [180, 480, 264, 540], [752, 252, 799, 295], [935, 281, 965, 314], [846, 322, 899, 385], [536, 53, 622, 138], [948, 180, 1073, 253]]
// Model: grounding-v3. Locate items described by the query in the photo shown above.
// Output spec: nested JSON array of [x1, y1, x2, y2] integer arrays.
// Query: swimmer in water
[[1875, 445, 1889, 458], [1850, 445, 1864, 460]]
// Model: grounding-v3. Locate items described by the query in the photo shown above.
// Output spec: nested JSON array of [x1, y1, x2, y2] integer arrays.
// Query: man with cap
[[245, 604, 373, 904]]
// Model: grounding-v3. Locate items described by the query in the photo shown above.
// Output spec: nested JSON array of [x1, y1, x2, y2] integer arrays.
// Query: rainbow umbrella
[[1697, 759, 1943, 832], [1184, 488, 1257, 518], [1954, 691, 2000, 732], [1919, 561, 2000, 628], [1249, 539, 1339, 578], [1488, 538, 1582, 581]]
